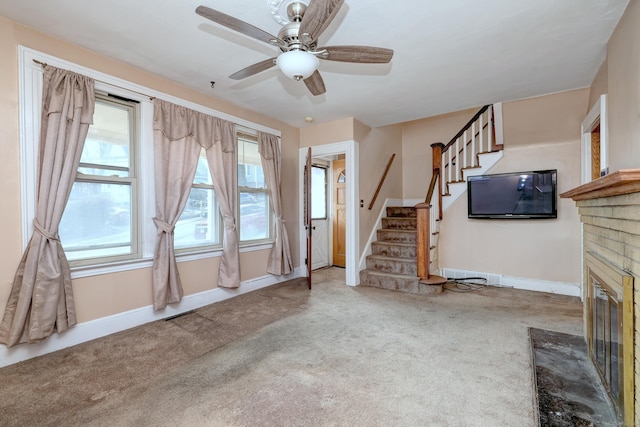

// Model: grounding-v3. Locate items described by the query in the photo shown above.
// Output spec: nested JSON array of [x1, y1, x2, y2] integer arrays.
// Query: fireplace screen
[[586, 251, 634, 424], [590, 275, 622, 407]]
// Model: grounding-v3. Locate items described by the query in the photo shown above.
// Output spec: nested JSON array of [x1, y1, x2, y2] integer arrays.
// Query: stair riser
[[386, 207, 417, 218], [371, 243, 417, 259], [360, 271, 442, 295], [377, 229, 416, 244], [381, 217, 417, 230], [366, 257, 417, 276]]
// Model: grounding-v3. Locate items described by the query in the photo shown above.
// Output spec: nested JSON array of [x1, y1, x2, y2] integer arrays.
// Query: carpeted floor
[[0, 267, 583, 426]]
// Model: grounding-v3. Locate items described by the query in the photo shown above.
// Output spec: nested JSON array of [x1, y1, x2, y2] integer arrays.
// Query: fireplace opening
[[586, 251, 634, 422]]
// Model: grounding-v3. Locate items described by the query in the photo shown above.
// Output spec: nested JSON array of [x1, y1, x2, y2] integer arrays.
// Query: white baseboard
[[0, 267, 305, 368], [441, 268, 581, 297]]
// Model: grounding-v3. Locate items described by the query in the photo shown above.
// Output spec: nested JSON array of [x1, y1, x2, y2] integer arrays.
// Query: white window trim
[[18, 46, 280, 279], [581, 94, 608, 184]]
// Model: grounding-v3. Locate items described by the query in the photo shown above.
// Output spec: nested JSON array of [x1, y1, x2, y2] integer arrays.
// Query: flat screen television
[[467, 169, 557, 219]]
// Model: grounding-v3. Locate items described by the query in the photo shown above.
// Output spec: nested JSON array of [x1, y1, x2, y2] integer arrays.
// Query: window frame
[[19, 46, 280, 279], [173, 149, 223, 254], [236, 131, 273, 245], [60, 93, 141, 266]]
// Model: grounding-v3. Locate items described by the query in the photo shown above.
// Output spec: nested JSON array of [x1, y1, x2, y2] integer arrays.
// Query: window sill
[[69, 242, 273, 279]]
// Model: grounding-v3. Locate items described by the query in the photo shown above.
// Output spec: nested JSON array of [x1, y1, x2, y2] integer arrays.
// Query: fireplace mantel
[[560, 169, 640, 201]]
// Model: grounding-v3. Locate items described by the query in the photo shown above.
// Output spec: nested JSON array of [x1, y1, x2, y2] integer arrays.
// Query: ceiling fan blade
[[304, 70, 326, 96], [229, 58, 277, 80], [196, 5, 278, 45], [298, 0, 345, 43], [319, 46, 394, 63]]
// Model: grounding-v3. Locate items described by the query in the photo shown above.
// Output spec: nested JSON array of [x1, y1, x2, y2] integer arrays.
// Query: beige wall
[[439, 90, 587, 283], [0, 17, 300, 324], [588, 60, 608, 111], [606, 0, 640, 173], [401, 108, 477, 200], [299, 117, 354, 147], [358, 124, 403, 253]]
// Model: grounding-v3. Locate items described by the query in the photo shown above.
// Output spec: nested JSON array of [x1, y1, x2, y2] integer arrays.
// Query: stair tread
[[361, 269, 418, 279], [372, 241, 415, 247], [379, 228, 416, 233], [367, 254, 416, 262]]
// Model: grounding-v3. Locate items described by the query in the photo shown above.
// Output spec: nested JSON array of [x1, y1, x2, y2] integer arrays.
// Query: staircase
[[359, 207, 443, 294], [360, 103, 504, 295]]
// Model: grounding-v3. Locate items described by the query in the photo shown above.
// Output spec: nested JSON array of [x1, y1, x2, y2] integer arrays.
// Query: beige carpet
[[0, 267, 583, 426]]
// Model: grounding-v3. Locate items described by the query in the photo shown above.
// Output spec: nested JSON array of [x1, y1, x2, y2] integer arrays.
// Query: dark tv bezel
[[466, 169, 558, 219]]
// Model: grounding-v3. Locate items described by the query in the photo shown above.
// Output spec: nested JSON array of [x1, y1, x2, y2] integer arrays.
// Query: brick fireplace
[[561, 169, 640, 426]]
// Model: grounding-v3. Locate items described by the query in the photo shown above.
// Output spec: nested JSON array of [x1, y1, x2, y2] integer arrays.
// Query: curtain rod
[[33, 59, 155, 101], [31, 59, 281, 138]]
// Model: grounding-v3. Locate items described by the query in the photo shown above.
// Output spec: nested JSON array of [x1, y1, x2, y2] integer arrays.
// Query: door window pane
[[311, 165, 327, 219]]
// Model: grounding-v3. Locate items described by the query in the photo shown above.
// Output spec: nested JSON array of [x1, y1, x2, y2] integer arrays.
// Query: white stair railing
[[440, 104, 495, 196]]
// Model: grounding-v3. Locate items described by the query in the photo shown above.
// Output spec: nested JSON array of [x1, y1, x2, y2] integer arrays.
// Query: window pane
[[175, 188, 219, 248], [193, 154, 212, 185], [311, 166, 327, 219], [240, 191, 269, 241], [238, 139, 265, 189], [59, 182, 132, 260], [79, 100, 131, 177]]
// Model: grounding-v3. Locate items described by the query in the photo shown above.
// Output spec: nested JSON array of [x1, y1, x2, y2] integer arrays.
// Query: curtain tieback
[[223, 218, 236, 231], [153, 217, 175, 234], [277, 216, 285, 223], [33, 219, 59, 241]]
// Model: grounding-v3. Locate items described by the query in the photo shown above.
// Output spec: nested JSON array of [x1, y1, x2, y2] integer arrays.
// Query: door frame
[[299, 140, 359, 286], [581, 94, 608, 184]]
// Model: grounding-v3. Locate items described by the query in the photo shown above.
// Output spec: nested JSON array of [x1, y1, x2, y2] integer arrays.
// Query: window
[[237, 133, 271, 242], [21, 48, 282, 277], [174, 148, 221, 251], [59, 93, 140, 264], [311, 165, 327, 219]]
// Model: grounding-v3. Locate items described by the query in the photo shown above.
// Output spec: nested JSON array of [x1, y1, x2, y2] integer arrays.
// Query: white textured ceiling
[[0, 0, 629, 128]]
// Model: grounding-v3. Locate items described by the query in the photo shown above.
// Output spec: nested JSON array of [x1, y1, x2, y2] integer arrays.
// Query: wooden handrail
[[368, 153, 395, 210], [443, 104, 490, 153], [425, 169, 439, 204]]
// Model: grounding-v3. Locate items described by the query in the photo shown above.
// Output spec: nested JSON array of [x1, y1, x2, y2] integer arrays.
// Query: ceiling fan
[[195, 0, 394, 96]]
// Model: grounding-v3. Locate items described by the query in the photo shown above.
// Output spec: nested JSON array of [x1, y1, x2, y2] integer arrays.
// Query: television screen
[[467, 170, 557, 219]]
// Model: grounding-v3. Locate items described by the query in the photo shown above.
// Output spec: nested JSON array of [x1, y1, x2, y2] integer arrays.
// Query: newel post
[[415, 202, 431, 280], [430, 142, 444, 219]]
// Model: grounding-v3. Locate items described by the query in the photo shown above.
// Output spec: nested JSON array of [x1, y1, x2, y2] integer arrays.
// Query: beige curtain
[[258, 132, 293, 275], [152, 100, 240, 310], [151, 100, 201, 310], [204, 120, 240, 288], [0, 66, 95, 347]]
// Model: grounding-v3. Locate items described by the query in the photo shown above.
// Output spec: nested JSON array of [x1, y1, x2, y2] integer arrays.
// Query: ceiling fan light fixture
[[276, 50, 318, 81]]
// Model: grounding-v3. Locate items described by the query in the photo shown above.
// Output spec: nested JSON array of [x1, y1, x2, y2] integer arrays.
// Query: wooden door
[[591, 123, 601, 180], [332, 158, 346, 267], [304, 147, 312, 289]]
